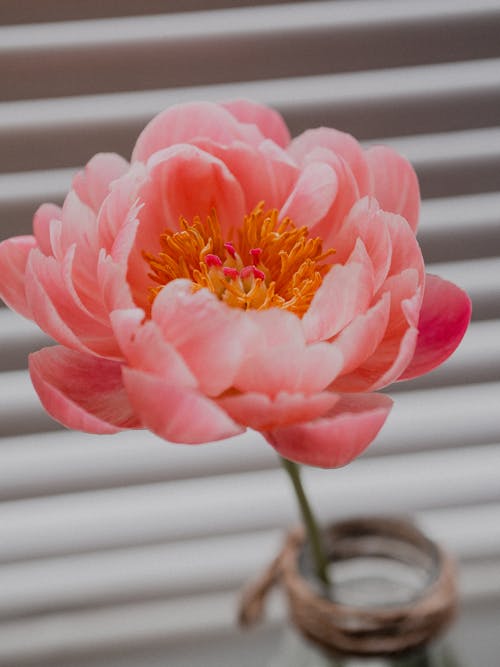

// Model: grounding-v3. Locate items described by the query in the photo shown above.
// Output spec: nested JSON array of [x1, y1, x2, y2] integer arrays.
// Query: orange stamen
[[143, 203, 335, 317]]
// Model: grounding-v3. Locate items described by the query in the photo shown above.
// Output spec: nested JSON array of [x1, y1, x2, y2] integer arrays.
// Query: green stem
[[281, 457, 331, 587]]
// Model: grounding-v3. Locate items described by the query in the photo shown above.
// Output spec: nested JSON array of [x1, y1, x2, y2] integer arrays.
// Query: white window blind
[[0, 1, 499, 665]]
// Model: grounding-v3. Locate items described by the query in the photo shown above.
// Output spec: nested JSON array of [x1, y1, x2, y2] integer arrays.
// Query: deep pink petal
[[280, 162, 338, 228], [302, 239, 375, 343], [365, 145, 420, 232], [132, 102, 263, 163], [72, 153, 129, 214], [151, 280, 253, 396], [33, 203, 62, 256], [266, 393, 393, 468], [222, 99, 291, 148], [399, 274, 472, 381], [0, 235, 36, 318], [289, 128, 370, 195], [219, 391, 339, 431], [122, 367, 243, 444], [29, 346, 140, 433], [127, 145, 245, 310]]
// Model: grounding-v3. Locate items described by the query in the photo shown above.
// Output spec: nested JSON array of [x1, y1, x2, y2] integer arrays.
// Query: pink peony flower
[[0, 101, 471, 467]]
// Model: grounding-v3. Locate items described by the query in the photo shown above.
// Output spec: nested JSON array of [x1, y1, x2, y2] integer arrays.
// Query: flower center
[[143, 203, 335, 316]]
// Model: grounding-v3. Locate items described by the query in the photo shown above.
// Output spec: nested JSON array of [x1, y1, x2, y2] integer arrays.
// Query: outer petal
[[333, 279, 421, 391], [219, 391, 340, 431], [302, 239, 375, 343], [29, 346, 140, 433], [222, 99, 291, 148], [72, 153, 129, 214], [399, 274, 472, 381], [0, 235, 36, 318], [33, 203, 62, 256], [333, 292, 391, 376], [332, 197, 392, 293], [26, 247, 119, 358], [132, 102, 264, 163], [365, 145, 420, 232], [266, 393, 393, 468], [122, 367, 243, 444]]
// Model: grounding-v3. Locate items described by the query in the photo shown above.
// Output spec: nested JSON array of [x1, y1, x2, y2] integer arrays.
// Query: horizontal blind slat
[[0, 0, 310, 26], [0, 503, 498, 620], [2, 0, 500, 101], [1, 57, 500, 173], [0, 439, 499, 563], [2, 129, 500, 241], [0, 381, 499, 500], [0, 557, 499, 667]]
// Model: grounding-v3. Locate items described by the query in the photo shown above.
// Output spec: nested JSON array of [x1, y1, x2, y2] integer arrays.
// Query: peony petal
[[132, 102, 264, 163], [191, 138, 298, 212], [333, 279, 422, 392], [399, 274, 472, 381], [29, 346, 140, 433], [384, 212, 425, 285], [151, 280, 253, 396], [302, 239, 375, 343], [219, 391, 340, 431], [280, 162, 338, 228], [0, 235, 36, 318], [222, 99, 291, 148], [33, 203, 62, 256], [365, 145, 420, 232], [122, 367, 243, 444], [97, 162, 145, 253], [72, 153, 129, 214], [127, 145, 246, 310], [333, 292, 391, 376], [289, 127, 371, 195], [26, 248, 119, 357], [97, 250, 136, 314], [110, 307, 197, 384], [332, 197, 392, 293], [266, 393, 393, 468]]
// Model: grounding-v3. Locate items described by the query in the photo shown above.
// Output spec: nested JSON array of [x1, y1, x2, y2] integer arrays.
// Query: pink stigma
[[241, 265, 265, 281], [223, 267, 239, 280], [250, 247, 262, 265], [224, 242, 237, 259], [205, 253, 223, 268]]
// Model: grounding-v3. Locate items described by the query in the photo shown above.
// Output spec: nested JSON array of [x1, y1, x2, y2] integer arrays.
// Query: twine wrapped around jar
[[239, 517, 458, 657]]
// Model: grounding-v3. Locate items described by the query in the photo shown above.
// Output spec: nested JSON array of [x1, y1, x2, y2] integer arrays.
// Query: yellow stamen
[[143, 203, 335, 317]]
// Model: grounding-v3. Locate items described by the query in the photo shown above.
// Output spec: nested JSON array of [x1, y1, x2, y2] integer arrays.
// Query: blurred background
[[0, 1, 500, 665]]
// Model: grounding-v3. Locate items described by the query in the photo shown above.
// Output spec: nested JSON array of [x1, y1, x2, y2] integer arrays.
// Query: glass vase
[[257, 517, 462, 666]]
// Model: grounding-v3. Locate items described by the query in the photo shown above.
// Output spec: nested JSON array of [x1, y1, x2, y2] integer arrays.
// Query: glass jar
[[254, 517, 462, 666]]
